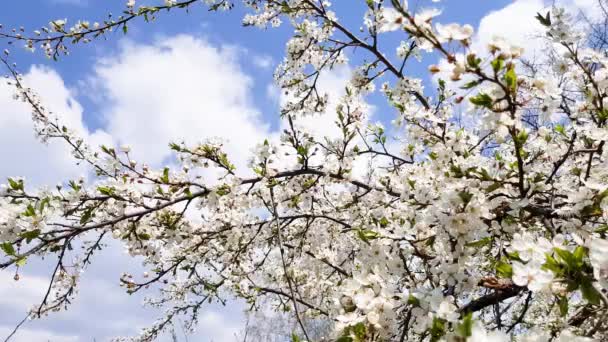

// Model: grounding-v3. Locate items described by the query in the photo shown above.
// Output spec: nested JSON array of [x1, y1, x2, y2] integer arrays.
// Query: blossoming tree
[[1, 0, 608, 341]]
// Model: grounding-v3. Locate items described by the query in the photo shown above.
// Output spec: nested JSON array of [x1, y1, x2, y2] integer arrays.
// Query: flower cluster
[[2, 1, 608, 341]]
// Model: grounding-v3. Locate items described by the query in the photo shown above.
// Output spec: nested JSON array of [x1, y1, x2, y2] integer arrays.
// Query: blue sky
[[0, 0, 588, 341]]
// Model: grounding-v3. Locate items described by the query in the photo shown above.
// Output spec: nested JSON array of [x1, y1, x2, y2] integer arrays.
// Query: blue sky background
[[2, 0, 511, 130], [0, 0, 585, 341]]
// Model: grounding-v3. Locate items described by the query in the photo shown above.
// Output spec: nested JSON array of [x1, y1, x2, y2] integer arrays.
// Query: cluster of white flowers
[[3, 1, 608, 341]]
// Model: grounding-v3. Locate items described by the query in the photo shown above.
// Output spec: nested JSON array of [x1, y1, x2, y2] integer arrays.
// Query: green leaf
[[16, 257, 27, 267], [457, 312, 473, 337], [97, 186, 115, 196], [352, 322, 366, 341], [491, 58, 504, 73], [469, 93, 493, 108], [595, 225, 608, 235], [465, 237, 492, 249], [466, 54, 481, 68], [555, 124, 567, 137], [69, 180, 82, 192], [1, 242, 15, 256], [7, 178, 24, 191], [485, 182, 502, 193], [407, 294, 420, 306], [496, 260, 513, 278], [80, 207, 95, 225], [39, 197, 51, 213], [458, 191, 473, 205], [580, 278, 601, 305], [20, 229, 41, 243], [291, 333, 300, 342], [161, 167, 170, 184], [336, 337, 353, 342], [22, 204, 36, 217], [122, 24, 128, 35], [505, 67, 517, 92], [357, 229, 379, 244], [554, 248, 577, 270], [573, 246, 587, 264], [515, 129, 528, 145], [542, 254, 562, 274], [536, 11, 551, 26], [430, 317, 446, 342], [558, 296, 568, 317], [137, 233, 151, 240]]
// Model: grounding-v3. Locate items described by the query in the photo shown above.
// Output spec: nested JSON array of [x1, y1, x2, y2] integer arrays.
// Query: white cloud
[[0, 326, 78, 342], [0, 34, 286, 341], [471, 0, 546, 56], [471, 0, 603, 57], [252, 54, 274, 69], [0, 272, 48, 310], [91, 35, 271, 173], [0, 66, 111, 187]]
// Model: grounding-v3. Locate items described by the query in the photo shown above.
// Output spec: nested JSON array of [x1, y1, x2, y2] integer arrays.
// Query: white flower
[[508, 232, 552, 263], [435, 299, 458, 322], [413, 8, 442, 29], [512, 262, 554, 292], [120, 145, 131, 153], [520, 328, 550, 342], [50, 19, 67, 32], [379, 7, 405, 33], [469, 323, 509, 342], [554, 330, 594, 342], [366, 310, 380, 327], [126, 0, 136, 7], [164, 0, 176, 6], [589, 238, 608, 289], [435, 23, 474, 41]]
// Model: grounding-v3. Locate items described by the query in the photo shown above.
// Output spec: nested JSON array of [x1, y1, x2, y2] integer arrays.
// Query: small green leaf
[[496, 260, 513, 278], [39, 197, 51, 213], [336, 337, 353, 342], [457, 312, 473, 337], [536, 11, 551, 26], [465, 237, 492, 248], [580, 278, 601, 305], [505, 67, 517, 92], [16, 257, 27, 267], [491, 58, 504, 73], [137, 233, 151, 240], [291, 333, 300, 342], [20, 229, 41, 243], [161, 167, 170, 184], [573, 246, 587, 264], [558, 296, 568, 317], [466, 54, 481, 68], [542, 254, 562, 274], [357, 229, 379, 244], [80, 207, 95, 225], [1, 242, 16, 256], [22, 204, 36, 217], [485, 182, 502, 193], [7, 178, 24, 191], [469, 93, 493, 108], [408, 294, 420, 306], [554, 248, 577, 270], [430, 317, 446, 342], [352, 322, 366, 340]]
